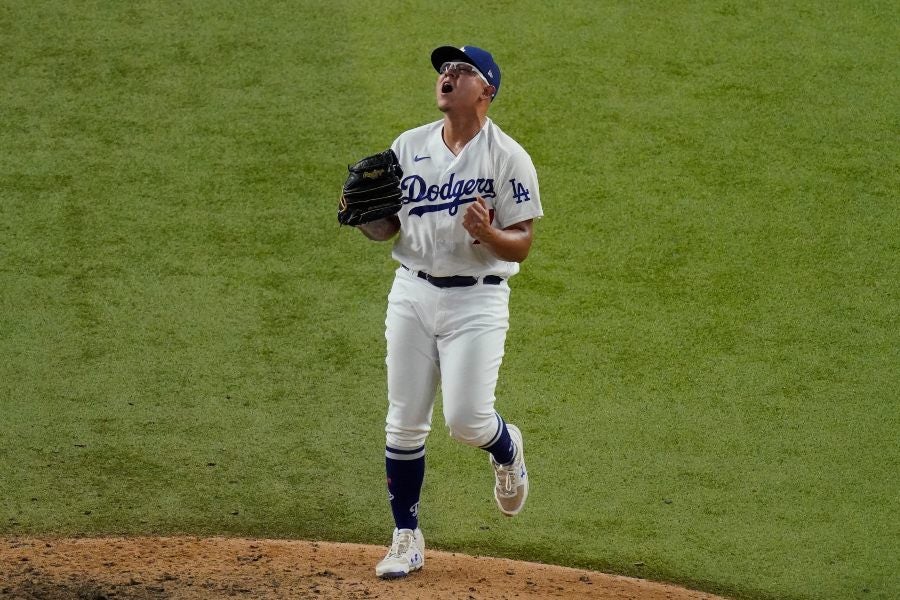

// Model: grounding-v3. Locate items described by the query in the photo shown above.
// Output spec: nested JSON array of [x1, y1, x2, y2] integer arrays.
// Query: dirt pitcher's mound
[[1, 536, 726, 599]]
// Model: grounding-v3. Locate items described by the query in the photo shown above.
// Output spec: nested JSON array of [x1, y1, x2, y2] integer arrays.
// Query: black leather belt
[[401, 265, 503, 288]]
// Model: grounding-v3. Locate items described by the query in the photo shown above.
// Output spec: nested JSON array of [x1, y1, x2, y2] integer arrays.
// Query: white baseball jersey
[[389, 118, 543, 278]]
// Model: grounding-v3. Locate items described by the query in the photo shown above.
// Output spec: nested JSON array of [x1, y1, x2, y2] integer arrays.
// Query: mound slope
[[1, 536, 726, 599]]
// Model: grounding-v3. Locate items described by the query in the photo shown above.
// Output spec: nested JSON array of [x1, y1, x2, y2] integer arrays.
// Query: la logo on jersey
[[509, 178, 531, 203], [401, 173, 533, 217]]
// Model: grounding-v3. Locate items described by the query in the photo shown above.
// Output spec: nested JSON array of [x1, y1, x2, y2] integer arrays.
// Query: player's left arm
[[357, 215, 401, 241], [462, 198, 534, 263]]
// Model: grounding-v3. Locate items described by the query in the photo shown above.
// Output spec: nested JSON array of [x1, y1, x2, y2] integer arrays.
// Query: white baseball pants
[[384, 266, 510, 450]]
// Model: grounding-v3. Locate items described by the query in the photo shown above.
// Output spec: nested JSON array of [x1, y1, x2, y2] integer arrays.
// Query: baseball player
[[345, 45, 543, 579]]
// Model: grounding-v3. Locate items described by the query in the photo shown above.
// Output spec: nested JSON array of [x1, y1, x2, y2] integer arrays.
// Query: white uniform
[[384, 118, 543, 451]]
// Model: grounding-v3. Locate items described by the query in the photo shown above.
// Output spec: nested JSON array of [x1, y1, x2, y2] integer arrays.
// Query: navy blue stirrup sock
[[481, 414, 515, 466], [385, 445, 425, 530]]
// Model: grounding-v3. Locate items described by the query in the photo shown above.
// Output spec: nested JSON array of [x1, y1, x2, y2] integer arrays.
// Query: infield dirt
[[0, 536, 727, 599]]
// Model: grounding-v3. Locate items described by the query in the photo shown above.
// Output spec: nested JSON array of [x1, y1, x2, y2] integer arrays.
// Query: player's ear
[[482, 85, 496, 101]]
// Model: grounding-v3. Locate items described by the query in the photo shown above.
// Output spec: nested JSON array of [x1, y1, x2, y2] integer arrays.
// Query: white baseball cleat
[[490, 424, 529, 516], [375, 527, 425, 578]]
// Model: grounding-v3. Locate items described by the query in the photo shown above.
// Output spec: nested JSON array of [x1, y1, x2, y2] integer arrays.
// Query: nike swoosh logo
[[413, 155, 430, 162]]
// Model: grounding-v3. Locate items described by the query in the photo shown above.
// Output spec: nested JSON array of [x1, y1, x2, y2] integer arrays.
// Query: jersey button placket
[[433, 160, 459, 266]]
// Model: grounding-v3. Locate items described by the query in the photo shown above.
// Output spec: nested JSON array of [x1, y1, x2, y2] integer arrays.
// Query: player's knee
[[445, 413, 495, 447]]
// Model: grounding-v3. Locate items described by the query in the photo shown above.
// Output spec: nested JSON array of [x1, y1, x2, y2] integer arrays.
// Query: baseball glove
[[338, 149, 404, 226]]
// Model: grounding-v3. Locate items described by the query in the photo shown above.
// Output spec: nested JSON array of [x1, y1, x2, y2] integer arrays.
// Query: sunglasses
[[439, 61, 490, 85]]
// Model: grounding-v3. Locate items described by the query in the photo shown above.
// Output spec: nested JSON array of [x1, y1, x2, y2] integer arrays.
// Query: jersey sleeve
[[390, 135, 404, 165], [493, 150, 543, 229]]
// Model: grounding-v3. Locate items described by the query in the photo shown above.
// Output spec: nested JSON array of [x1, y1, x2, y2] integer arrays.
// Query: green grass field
[[1, 1, 897, 598]]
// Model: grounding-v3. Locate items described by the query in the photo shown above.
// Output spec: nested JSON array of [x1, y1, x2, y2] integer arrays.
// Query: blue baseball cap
[[431, 45, 501, 101]]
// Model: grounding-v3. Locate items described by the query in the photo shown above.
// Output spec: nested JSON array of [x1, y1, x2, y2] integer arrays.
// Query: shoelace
[[495, 462, 519, 495], [388, 533, 412, 559]]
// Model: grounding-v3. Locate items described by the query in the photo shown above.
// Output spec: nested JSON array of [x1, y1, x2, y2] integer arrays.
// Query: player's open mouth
[[441, 81, 453, 93]]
